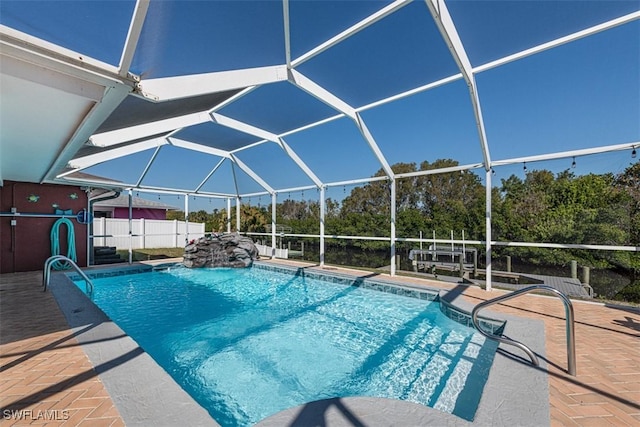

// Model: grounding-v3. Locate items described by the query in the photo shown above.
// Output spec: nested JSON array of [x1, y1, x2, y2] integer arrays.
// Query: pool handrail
[[471, 285, 576, 376], [43, 255, 94, 296]]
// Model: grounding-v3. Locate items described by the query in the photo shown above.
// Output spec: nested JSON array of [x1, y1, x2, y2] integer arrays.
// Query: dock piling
[[581, 266, 590, 285], [473, 250, 478, 278]]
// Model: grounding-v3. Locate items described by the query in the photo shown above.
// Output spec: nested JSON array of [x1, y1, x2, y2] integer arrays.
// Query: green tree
[[240, 204, 267, 233], [417, 159, 485, 239], [613, 161, 640, 277], [209, 208, 229, 232], [325, 198, 341, 218], [188, 210, 209, 224], [340, 163, 419, 216], [614, 161, 640, 245], [493, 167, 636, 270], [166, 210, 183, 221]]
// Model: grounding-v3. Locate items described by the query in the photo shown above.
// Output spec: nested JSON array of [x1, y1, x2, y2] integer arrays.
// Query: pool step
[[93, 246, 125, 265]]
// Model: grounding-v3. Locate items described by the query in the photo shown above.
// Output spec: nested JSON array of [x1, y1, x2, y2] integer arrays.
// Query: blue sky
[[2, 1, 639, 212]]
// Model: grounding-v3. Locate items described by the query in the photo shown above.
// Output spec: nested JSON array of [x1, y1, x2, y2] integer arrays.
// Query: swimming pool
[[75, 264, 499, 426]]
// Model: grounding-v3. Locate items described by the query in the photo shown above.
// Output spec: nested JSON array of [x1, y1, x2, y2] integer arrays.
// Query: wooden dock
[[503, 273, 591, 298], [476, 270, 591, 298]]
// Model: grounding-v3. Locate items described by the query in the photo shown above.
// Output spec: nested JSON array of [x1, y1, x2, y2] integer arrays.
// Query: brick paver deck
[[1, 264, 639, 426], [462, 285, 640, 426], [0, 272, 124, 427]]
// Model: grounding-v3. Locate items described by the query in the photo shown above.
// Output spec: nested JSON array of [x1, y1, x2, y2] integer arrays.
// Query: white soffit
[[0, 24, 135, 185], [89, 111, 212, 147], [68, 137, 168, 169], [137, 65, 289, 101], [0, 72, 96, 183]]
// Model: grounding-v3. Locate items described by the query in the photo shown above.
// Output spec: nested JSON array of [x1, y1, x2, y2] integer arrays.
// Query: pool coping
[[53, 261, 550, 426]]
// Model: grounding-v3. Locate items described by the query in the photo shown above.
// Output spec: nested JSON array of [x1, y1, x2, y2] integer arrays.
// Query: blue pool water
[[77, 266, 498, 426]]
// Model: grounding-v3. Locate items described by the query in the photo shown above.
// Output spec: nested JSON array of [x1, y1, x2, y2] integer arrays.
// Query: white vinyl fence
[[92, 218, 205, 249], [254, 243, 289, 259]]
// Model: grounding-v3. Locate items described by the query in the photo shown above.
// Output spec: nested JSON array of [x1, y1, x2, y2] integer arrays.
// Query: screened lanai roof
[[1, 1, 638, 202]]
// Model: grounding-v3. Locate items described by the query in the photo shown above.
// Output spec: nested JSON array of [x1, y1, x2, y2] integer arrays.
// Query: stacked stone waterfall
[[183, 233, 259, 268]]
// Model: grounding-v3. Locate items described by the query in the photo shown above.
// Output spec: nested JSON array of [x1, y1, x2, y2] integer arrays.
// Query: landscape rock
[[183, 233, 259, 268]]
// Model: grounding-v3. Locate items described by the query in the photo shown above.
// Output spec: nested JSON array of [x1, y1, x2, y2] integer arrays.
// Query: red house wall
[[0, 181, 88, 273], [113, 207, 166, 220]]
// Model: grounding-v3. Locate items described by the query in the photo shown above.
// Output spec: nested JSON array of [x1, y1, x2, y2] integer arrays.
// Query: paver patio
[[0, 272, 124, 427]]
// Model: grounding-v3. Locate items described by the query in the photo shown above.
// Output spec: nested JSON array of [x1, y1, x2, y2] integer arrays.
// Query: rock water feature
[[183, 233, 259, 268]]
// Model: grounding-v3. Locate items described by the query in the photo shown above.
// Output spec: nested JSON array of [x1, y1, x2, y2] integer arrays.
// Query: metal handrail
[[43, 255, 94, 296], [471, 285, 576, 376]]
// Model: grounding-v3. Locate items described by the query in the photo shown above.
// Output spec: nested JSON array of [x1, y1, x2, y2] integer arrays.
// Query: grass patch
[[116, 248, 184, 261]]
